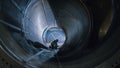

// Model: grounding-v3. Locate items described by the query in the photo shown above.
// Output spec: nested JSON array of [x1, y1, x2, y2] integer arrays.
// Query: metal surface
[[0, 0, 65, 67], [0, 0, 91, 67], [23, 0, 65, 48], [1, 0, 119, 68]]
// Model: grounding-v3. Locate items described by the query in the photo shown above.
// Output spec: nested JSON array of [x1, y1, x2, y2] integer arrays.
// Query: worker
[[49, 39, 58, 49]]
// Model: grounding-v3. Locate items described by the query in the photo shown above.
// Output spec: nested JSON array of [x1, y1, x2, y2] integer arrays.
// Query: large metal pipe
[[0, 0, 91, 67]]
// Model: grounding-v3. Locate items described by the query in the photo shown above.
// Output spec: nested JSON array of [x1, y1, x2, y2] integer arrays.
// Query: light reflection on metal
[[99, 8, 113, 40], [23, 0, 66, 48]]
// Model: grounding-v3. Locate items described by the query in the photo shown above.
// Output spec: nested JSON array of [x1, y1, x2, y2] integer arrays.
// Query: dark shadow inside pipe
[[47, 0, 91, 63], [43, 0, 115, 67]]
